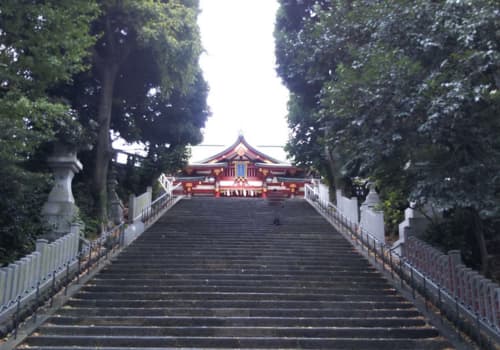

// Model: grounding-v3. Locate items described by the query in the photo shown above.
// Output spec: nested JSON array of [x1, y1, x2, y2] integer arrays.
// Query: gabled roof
[[196, 135, 283, 165]]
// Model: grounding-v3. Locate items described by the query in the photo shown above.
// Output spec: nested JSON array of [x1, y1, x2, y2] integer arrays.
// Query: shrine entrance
[[171, 135, 310, 198]]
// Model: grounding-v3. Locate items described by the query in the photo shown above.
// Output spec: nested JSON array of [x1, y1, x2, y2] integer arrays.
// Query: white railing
[[0, 177, 184, 339], [141, 183, 183, 226], [304, 183, 500, 347], [0, 222, 126, 338], [124, 183, 183, 246], [129, 181, 183, 223], [336, 189, 359, 223], [0, 225, 79, 310], [129, 187, 153, 222]]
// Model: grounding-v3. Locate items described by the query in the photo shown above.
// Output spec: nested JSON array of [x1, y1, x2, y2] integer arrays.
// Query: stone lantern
[[41, 144, 83, 240]]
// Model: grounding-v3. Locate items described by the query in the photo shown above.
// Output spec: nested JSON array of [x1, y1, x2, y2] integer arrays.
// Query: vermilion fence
[[404, 236, 500, 330]]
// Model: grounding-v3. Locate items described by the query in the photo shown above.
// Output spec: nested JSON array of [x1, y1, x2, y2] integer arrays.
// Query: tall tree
[[0, 0, 98, 263], [275, 0, 500, 272], [275, 0, 371, 190], [78, 0, 204, 225], [113, 69, 210, 188]]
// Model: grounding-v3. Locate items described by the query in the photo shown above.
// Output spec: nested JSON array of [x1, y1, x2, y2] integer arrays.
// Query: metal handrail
[[304, 184, 499, 348], [140, 184, 183, 225]]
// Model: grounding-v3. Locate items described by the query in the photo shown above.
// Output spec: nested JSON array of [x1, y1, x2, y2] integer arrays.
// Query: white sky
[[115, 0, 290, 163], [197, 0, 290, 148]]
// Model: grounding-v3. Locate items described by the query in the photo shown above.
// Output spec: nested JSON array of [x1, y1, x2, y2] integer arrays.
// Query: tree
[[69, 0, 205, 226], [275, 0, 500, 273], [275, 0, 373, 191], [113, 69, 210, 189], [0, 0, 98, 263]]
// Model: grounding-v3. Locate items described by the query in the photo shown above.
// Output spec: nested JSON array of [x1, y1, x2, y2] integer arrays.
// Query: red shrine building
[[171, 135, 310, 198]]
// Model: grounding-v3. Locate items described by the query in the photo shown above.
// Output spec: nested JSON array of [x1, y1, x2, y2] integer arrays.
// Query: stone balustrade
[[0, 224, 80, 310], [404, 236, 500, 330], [305, 182, 500, 339], [125, 185, 183, 246], [128, 186, 153, 222], [335, 189, 359, 224]]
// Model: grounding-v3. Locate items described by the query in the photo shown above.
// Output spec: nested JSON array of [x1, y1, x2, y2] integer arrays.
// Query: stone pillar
[[448, 250, 462, 296], [41, 144, 83, 240], [36, 239, 49, 278], [360, 184, 385, 243], [70, 223, 82, 257], [0, 268, 6, 305], [128, 194, 136, 224]]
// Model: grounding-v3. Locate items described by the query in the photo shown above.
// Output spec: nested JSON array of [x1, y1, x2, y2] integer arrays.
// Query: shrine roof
[[186, 162, 227, 168], [193, 135, 286, 165], [174, 176, 206, 181], [276, 177, 311, 183], [254, 162, 295, 169]]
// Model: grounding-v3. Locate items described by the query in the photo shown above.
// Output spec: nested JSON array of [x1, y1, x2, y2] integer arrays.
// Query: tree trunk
[[93, 63, 118, 230], [324, 144, 352, 199], [470, 208, 489, 276]]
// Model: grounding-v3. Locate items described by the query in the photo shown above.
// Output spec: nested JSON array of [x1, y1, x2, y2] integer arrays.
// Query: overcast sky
[[197, 0, 290, 147]]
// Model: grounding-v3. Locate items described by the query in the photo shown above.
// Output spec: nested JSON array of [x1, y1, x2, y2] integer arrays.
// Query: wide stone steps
[[47, 316, 427, 327], [81, 286, 397, 295], [64, 300, 413, 310], [23, 336, 451, 350], [91, 277, 389, 286], [17, 198, 453, 349], [54, 306, 423, 318]]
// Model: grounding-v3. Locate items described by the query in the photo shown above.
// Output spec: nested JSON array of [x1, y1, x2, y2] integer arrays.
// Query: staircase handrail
[[304, 183, 500, 347], [140, 183, 183, 226]]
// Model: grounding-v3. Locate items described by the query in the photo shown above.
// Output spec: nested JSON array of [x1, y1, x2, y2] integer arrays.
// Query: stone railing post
[[36, 239, 49, 279], [70, 223, 81, 257], [448, 250, 462, 295], [359, 184, 385, 243], [9, 263, 20, 304], [0, 269, 6, 306], [128, 194, 136, 224]]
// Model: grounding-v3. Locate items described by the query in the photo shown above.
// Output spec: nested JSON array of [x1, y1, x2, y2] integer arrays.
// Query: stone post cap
[[361, 183, 381, 209]]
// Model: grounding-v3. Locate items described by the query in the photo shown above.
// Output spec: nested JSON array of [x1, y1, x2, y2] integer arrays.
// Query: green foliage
[[0, 166, 52, 265], [422, 209, 499, 272], [0, 0, 98, 93], [0, 0, 208, 260], [112, 70, 209, 150], [72, 179, 102, 240], [275, 0, 500, 271], [64, 0, 208, 224], [117, 145, 191, 197], [0, 1, 98, 263]]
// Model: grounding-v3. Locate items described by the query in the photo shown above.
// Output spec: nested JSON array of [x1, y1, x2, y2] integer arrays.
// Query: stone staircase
[[17, 198, 454, 349]]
